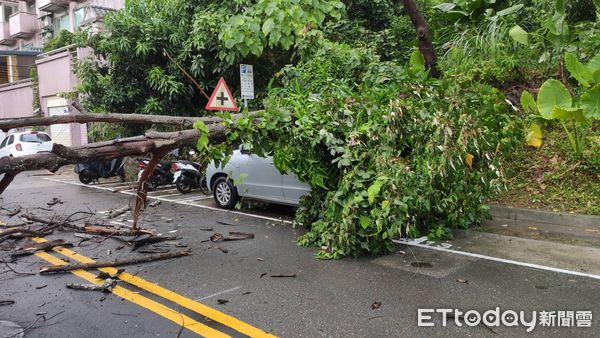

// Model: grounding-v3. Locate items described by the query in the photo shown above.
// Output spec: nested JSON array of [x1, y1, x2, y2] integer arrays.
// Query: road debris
[[0, 300, 15, 306], [108, 206, 131, 219], [40, 251, 191, 274], [66, 279, 117, 292], [148, 200, 161, 208], [217, 299, 229, 305], [260, 273, 267, 278], [216, 221, 234, 226], [270, 273, 296, 278], [46, 198, 63, 207], [456, 279, 469, 284], [11, 239, 73, 257], [97, 269, 124, 280], [210, 232, 254, 242], [371, 301, 382, 310], [35, 285, 47, 290], [216, 247, 229, 254]]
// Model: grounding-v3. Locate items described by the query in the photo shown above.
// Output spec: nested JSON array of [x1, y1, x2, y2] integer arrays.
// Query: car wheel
[[213, 177, 239, 209], [79, 172, 93, 185], [199, 175, 210, 195], [176, 178, 193, 194]]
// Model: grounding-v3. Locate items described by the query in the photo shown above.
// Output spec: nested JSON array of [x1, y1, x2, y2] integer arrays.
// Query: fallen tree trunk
[[39, 251, 191, 274], [0, 111, 232, 132], [0, 126, 226, 195]]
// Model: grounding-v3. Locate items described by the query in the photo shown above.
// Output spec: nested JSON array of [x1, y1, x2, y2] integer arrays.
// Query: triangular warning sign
[[205, 77, 239, 111]]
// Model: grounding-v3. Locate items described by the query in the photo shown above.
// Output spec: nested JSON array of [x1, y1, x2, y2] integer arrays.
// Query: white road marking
[[43, 177, 294, 224], [196, 286, 242, 301], [392, 239, 600, 281]]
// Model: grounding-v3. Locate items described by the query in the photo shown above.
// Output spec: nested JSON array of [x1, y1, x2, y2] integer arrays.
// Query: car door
[[0, 136, 9, 158], [236, 149, 284, 201], [282, 172, 311, 205]]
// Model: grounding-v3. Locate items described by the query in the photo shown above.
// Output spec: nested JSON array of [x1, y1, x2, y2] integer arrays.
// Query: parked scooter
[[137, 159, 174, 191], [172, 160, 210, 194], [75, 158, 125, 184]]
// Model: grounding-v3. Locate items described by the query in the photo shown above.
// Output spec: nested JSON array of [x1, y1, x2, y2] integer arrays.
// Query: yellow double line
[[32, 238, 276, 338]]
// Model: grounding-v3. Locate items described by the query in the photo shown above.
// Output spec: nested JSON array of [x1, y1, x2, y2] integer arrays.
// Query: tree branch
[[402, 0, 439, 78]]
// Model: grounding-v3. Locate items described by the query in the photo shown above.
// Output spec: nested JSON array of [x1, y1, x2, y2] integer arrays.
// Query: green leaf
[[497, 4, 523, 17], [509, 25, 528, 45], [359, 216, 371, 230], [526, 123, 543, 148], [581, 84, 600, 120], [367, 181, 383, 204], [587, 52, 600, 83], [551, 106, 587, 124], [520, 90, 537, 114], [537, 79, 572, 119], [193, 120, 209, 133], [197, 133, 209, 150], [409, 50, 425, 73], [262, 18, 275, 35], [564, 53, 594, 87]]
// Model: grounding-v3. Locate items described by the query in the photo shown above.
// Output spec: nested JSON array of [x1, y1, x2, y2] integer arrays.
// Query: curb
[[490, 205, 600, 228]]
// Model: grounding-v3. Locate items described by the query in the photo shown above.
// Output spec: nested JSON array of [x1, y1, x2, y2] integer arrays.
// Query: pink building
[[0, 0, 124, 144]]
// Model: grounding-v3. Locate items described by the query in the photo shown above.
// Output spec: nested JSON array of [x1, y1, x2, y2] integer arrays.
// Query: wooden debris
[[96, 270, 124, 280], [270, 274, 296, 278], [6, 207, 21, 217], [40, 251, 191, 274], [107, 206, 130, 219], [210, 232, 254, 242], [47, 198, 63, 207], [0, 227, 52, 242], [148, 200, 161, 208], [11, 239, 73, 257], [66, 279, 117, 292]]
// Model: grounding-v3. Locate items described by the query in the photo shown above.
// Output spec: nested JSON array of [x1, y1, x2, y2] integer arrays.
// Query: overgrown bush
[[229, 37, 521, 258]]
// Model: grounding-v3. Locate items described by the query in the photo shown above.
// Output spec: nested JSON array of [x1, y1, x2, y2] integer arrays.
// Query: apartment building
[[0, 0, 124, 145]]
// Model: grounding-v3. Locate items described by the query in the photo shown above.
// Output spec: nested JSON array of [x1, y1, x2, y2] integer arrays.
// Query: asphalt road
[[1, 172, 599, 337]]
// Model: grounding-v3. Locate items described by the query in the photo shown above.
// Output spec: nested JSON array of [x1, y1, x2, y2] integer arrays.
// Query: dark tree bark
[[402, 0, 440, 78], [0, 112, 231, 132]]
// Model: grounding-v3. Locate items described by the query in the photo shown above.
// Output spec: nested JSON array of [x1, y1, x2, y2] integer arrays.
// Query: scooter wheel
[[199, 176, 210, 195], [79, 172, 93, 185], [176, 179, 193, 194]]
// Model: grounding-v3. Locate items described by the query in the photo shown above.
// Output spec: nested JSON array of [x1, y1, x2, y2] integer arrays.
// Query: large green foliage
[[229, 39, 520, 258], [76, 0, 344, 116]]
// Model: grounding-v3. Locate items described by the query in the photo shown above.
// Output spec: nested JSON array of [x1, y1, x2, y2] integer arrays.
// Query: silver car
[[206, 145, 311, 209]]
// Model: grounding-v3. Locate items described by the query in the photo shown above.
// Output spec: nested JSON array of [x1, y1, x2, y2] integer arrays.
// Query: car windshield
[[19, 133, 52, 143]]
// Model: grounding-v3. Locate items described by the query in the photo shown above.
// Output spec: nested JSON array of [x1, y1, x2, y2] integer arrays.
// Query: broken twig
[[40, 251, 191, 274]]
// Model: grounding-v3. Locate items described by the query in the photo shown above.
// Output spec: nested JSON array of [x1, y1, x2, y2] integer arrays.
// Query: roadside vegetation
[[72, 0, 599, 258]]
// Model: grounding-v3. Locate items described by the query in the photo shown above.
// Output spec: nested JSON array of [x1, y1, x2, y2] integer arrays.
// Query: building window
[[54, 15, 71, 33], [1, 5, 17, 22], [74, 8, 85, 28]]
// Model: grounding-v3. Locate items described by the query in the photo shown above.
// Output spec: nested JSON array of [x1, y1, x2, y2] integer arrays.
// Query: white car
[[0, 132, 54, 159], [206, 145, 311, 209]]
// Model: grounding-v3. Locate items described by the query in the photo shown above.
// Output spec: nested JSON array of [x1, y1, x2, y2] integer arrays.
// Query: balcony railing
[[0, 22, 16, 45], [38, 0, 72, 13], [9, 12, 37, 39]]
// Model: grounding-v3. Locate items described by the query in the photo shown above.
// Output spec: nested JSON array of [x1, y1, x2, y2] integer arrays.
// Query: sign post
[[240, 64, 254, 109], [205, 77, 239, 112]]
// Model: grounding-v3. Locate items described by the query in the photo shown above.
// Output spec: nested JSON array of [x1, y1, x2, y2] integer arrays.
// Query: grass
[[491, 123, 600, 215]]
